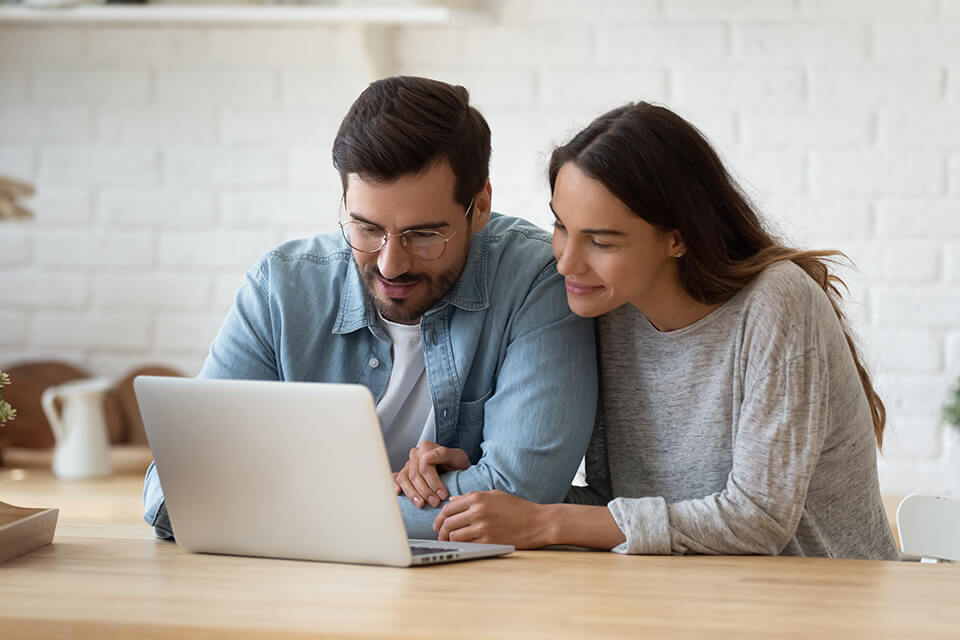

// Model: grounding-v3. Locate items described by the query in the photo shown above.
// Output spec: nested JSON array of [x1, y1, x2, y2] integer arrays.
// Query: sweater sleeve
[[608, 349, 829, 555]]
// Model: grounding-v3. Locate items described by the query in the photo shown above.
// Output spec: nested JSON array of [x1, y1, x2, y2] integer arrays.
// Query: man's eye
[[591, 241, 615, 249], [356, 224, 382, 236], [410, 231, 439, 241]]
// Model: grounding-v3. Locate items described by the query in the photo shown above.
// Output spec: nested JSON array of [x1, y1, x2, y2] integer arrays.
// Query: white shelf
[[0, 4, 489, 26]]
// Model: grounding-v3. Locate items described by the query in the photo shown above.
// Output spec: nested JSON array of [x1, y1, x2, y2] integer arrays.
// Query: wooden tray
[[0, 501, 59, 564]]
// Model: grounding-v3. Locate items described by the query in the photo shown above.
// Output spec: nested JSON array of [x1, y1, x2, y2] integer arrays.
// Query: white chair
[[896, 494, 960, 563]]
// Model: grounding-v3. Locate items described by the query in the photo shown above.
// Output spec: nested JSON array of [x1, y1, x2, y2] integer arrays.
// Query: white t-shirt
[[376, 316, 436, 472]]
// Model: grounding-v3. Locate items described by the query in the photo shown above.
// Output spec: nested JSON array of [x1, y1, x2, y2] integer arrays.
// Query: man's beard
[[359, 239, 471, 324]]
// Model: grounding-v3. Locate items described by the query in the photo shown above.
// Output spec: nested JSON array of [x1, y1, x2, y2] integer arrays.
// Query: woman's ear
[[666, 230, 686, 258], [471, 179, 493, 233]]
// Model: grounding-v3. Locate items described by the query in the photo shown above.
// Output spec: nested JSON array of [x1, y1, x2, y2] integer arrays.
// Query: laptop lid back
[[135, 376, 413, 567]]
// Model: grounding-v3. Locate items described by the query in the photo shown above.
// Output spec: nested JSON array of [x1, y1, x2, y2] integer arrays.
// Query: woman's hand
[[431, 490, 553, 549], [393, 441, 470, 508]]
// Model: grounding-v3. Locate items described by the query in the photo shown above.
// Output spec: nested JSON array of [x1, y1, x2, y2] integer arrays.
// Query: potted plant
[[945, 377, 960, 432], [0, 327, 59, 564], [0, 371, 14, 427]]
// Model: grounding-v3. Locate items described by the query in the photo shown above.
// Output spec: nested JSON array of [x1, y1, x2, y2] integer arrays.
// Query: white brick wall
[[32, 71, 150, 106], [39, 148, 159, 187], [1, 0, 959, 496]]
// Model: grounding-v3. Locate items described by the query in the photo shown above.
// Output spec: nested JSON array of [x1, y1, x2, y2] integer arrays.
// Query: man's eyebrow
[[348, 211, 451, 232], [548, 204, 628, 237]]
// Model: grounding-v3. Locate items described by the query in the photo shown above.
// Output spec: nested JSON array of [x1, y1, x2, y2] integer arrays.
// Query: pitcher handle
[[41, 386, 65, 443]]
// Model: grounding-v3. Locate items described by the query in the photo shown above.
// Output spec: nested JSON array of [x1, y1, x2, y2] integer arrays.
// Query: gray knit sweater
[[566, 261, 899, 560]]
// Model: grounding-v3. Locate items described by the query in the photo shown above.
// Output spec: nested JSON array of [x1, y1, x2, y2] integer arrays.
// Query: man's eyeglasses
[[338, 196, 474, 261]]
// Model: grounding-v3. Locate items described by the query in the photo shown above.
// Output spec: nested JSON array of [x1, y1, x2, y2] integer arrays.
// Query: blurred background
[[0, 0, 958, 496]]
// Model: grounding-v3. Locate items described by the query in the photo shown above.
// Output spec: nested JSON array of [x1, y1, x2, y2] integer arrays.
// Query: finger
[[433, 496, 471, 531], [418, 455, 448, 502], [448, 525, 487, 544], [422, 446, 471, 471], [403, 446, 441, 507], [420, 446, 451, 465], [437, 510, 479, 541], [407, 464, 440, 508], [438, 512, 480, 542], [392, 472, 401, 494], [395, 467, 426, 508], [403, 448, 430, 508]]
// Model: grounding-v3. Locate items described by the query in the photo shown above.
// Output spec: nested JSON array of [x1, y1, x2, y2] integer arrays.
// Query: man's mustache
[[363, 266, 423, 285]]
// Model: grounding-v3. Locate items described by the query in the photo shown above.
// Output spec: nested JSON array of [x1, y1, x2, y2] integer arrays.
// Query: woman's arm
[[609, 348, 830, 555], [434, 348, 832, 554], [432, 490, 625, 550]]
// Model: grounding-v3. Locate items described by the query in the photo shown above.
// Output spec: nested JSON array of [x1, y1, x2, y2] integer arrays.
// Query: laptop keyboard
[[410, 545, 455, 556]]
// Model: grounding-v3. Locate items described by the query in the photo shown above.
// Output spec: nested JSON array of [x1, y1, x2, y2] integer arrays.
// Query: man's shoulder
[[484, 213, 552, 248], [483, 213, 557, 283], [252, 231, 352, 282]]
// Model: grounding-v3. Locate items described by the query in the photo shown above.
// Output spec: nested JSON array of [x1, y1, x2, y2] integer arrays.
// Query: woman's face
[[551, 162, 683, 318]]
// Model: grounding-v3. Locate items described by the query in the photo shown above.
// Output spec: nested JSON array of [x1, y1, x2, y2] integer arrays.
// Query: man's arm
[[198, 268, 278, 381], [565, 410, 613, 507], [399, 270, 598, 538]]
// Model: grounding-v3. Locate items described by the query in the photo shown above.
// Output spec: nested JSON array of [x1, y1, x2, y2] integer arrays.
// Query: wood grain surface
[[0, 469, 956, 639]]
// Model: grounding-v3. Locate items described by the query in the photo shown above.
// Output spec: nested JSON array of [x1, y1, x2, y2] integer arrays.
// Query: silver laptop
[[134, 376, 514, 567]]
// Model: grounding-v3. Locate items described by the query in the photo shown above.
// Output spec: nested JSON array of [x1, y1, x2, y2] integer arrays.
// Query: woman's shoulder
[[740, 260, 833, 321], [733, 260, 843, 359]]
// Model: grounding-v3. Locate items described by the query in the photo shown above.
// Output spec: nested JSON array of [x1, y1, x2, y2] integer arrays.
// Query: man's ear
[[470, 179, 493, 233]]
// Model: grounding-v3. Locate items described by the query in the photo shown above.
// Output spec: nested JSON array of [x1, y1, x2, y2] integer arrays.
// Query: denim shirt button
[[368, 357, 380, 368], [442, 408, 448, 418]]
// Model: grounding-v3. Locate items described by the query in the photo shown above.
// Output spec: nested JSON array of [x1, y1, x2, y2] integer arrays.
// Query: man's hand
[[432, 490, 552, 549], [393, 441, 470, 508]]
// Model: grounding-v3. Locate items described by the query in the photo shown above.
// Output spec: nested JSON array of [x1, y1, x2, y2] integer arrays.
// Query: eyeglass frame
[[337, 194, 475, 261]]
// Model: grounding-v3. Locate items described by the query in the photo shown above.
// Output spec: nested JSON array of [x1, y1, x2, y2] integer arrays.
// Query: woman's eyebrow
[[549, 205, 627, 236]]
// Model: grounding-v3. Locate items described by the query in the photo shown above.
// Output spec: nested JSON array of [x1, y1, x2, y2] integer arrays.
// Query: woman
[[398, 103, 899, 559]]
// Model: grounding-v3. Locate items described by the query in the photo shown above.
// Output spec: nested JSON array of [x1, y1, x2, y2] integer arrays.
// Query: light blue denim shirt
[[143, 213, 597, 539]]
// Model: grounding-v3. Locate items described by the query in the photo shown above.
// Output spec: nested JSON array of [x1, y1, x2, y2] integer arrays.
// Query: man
[[143, 76, 597, 539]]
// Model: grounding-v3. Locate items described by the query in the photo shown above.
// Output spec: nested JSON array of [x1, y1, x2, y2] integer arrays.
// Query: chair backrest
[[896, 494, 960, 563]]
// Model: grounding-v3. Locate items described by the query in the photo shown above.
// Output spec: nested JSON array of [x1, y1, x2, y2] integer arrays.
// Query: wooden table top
[[1, 460, 956, 639], [3, 534, 960, 639]]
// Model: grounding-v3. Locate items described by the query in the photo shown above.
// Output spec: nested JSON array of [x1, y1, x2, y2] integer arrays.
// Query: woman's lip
[[565, 280, 604, 295], [378, 278, 420, 299]]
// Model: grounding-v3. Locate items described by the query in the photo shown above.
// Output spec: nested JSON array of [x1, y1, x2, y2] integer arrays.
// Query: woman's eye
[[552, 221, 567, 233]]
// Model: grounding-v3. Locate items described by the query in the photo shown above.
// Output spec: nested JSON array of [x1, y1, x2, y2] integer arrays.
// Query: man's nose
[[377, 235, 412, 280]]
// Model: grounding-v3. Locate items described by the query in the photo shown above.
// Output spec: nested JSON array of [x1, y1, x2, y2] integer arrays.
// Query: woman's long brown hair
[[549, 103, 886, 449]]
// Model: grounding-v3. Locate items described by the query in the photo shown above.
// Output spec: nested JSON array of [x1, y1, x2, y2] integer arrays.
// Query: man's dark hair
[[332, 76, 491, 208]]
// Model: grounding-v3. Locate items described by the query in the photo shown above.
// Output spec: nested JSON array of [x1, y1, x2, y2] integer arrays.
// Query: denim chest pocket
[[459, 388, 492, 424], [456, 389, 492, 460]]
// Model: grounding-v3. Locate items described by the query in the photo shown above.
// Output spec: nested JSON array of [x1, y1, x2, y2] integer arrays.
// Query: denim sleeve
[[143, 460, 175, 540], [198, 267, 279, 381], [399, 271, 598, 539], [565, 411, 613, 507]]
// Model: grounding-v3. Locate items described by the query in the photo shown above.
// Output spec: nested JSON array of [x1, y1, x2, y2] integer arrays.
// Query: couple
[[144, 76, 898, 560]]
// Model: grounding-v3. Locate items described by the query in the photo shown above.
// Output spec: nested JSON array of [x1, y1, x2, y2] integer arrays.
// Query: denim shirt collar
[[332, 224, 491, 336]]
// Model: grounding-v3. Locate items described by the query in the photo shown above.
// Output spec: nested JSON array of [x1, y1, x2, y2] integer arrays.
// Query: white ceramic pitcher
[[41, 377, 113, 479]]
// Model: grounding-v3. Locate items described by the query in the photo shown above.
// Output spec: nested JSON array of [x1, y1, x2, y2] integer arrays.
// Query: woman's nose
[[555, 240, 583, 276]]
